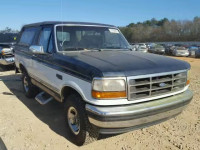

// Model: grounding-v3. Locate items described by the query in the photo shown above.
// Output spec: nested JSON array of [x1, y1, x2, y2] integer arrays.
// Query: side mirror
[[29, 45, 45, 54]]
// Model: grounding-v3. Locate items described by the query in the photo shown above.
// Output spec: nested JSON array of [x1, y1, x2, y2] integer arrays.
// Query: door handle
[[56, 74, 62, 80]]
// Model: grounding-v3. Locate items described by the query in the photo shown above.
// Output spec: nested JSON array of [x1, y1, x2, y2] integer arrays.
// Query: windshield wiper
[[62, 47, 103, 52], [101, 47, 132, 51], [88, 48, 102, 51], [62, 47, 86, 51], [63, 47, 133, 52]]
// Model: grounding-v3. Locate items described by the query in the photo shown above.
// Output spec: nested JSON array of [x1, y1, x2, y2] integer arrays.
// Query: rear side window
[[19, 27, 37, 45]]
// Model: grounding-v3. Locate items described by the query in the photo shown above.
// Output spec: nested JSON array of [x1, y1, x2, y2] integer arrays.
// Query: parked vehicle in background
[[164, 44, 174, 56], [195, 49, 200, 58], [136, 46, 148, 53], [0, 43, 15, 66], [15, 22, 193, 146], [136, 43, 148, 53], [149, 44, 165, 55], [182, 44, 189, 49], [130, 44, 137, 51], [146, 43, 151, 49], [188, 46, 199, 57], [173, 46, 189, 57], [138, 43, 146, 48]]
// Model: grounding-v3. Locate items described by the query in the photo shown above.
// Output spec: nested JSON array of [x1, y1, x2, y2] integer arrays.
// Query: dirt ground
[[0, 57, 199, 150]]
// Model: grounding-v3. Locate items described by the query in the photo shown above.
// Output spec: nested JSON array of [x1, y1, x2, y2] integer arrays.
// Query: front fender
[[60, 80, 92, 103]]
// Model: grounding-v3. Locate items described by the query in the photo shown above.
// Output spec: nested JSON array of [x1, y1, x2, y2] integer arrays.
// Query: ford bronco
[[14, 22, 193, 146]]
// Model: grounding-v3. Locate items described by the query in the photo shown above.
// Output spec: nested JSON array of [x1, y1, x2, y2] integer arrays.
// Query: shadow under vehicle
[[0, 73, 116, 146]]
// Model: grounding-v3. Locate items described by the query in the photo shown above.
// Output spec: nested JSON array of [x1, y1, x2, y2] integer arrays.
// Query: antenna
[[61, 0, 64, 48]]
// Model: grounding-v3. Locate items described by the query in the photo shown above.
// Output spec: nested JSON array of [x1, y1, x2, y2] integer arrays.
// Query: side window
[[19, 27, 37, 46], [38, 27, 52, 52]]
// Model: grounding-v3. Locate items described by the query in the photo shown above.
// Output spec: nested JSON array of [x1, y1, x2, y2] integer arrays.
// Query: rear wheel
[[22, 71, 39, 98], [64, 94, 99, 146]]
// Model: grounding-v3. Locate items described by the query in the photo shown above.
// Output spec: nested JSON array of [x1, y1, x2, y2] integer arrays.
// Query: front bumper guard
[[0, 57, 14, 65], [86, 89, 193, 134]]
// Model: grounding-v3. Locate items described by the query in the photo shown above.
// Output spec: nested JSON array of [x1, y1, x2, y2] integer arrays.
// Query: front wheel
[[22, 71, 39, 98], [64, 94, 99, 146]]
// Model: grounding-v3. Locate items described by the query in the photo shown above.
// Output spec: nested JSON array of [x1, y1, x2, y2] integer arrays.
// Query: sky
[[0, 0, 199, 30]]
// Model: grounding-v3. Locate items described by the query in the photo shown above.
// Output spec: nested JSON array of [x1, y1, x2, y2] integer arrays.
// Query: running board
[[35, 92, 53, 105]]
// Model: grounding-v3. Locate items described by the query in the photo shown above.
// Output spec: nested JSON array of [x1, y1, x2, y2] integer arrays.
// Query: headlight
[[92, 78, 127, 99]]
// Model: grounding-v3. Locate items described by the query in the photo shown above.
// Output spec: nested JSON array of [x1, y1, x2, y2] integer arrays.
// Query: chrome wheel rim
[[67, 106, 80, 135], [23, 76, 29, 92]]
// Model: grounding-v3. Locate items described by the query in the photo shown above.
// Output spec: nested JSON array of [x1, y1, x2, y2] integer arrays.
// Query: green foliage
[[120, 17, 200, 42], [0, 27, 19, 34], [0, 27, 19, 43]]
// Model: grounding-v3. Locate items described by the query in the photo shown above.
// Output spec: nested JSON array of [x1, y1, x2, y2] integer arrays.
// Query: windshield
[[155, 45, 164, 48], [177, 47, 186, 50], [139, 44, 145, 46], [140, 46, 146, 49], [56, 26, 130, 51]]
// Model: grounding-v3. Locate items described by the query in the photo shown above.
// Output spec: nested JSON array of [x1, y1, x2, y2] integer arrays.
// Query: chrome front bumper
[[86, 89, 193, 134], [0, 57, 14, 65]]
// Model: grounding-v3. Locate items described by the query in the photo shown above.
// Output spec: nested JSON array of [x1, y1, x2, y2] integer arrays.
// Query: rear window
[[19, 27, 37, 45]]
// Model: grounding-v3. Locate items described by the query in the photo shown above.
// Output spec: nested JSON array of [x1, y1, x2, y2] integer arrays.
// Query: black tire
[[0, 65, 8, 71], [64, 94, 99, 146], [22, 71, 39, 98]]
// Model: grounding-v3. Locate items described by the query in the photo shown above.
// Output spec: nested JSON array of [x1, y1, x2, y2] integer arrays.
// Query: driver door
[[31, 26, 54, 86]]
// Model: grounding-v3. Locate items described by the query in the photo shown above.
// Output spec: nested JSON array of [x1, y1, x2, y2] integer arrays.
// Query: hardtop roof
[[23, 21, 116, 28]]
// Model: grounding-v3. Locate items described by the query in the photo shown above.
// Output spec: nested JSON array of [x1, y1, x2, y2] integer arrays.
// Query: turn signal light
[[1, 50, 5, 55], [92, 90, 127, 99], [186, 80, 190, 85]]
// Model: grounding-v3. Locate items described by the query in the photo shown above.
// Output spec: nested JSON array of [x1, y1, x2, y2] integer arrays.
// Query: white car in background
[[130, 44, 137, 51], [136, 43, 148, 53], [173, 47, 189, 57]]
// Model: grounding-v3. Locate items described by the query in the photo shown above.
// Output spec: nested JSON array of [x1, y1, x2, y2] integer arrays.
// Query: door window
[[38, 27, 52, 52]]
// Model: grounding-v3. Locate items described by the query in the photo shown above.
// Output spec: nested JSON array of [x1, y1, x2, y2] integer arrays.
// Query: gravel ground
[[0, 57, 199, 150]]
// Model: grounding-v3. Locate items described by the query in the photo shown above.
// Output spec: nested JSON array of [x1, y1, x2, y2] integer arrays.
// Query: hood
[[155, 47, 165, 51], [177, 50, 189, 53], [61, 50, 190, 78], [0, 48, 13, 55]]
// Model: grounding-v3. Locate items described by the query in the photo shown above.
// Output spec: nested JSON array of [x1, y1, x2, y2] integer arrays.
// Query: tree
[[120, 17, 200, 43]]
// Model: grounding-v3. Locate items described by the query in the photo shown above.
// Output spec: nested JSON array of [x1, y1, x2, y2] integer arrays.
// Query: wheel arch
[[61, 85, 86, 103], [18, 60, 28, 73], [19, 63, 26, 73]]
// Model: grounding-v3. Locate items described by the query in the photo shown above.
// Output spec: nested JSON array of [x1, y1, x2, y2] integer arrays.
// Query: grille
[[128, 71, 187, 100], [4, 54, 13, 58]]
